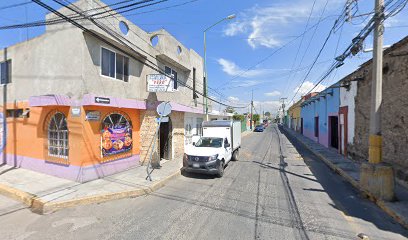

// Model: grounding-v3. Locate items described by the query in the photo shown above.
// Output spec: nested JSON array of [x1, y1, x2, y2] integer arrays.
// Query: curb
[[281, 127, 408, 230], [0, 183, 36, 206], [0, 169, 182, 215]]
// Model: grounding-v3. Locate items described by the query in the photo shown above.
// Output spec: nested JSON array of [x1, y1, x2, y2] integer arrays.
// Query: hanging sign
[[147, 74, 174, 92], [156, 117, 169, 123]]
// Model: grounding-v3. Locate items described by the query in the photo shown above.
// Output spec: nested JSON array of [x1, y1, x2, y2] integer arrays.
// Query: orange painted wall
[[1, 102, 140, 167], [81, 106, 141, 166]]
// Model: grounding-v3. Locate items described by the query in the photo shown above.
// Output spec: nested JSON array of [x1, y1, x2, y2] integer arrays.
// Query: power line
[[281, 0, 317, 98], [32, 0, 244, 109], [284, 0, 331, 99], [300, 0, 408, 97], [0, 0, 200, 30], [215, 14, 343, 89], [289, 0, 334, 103]]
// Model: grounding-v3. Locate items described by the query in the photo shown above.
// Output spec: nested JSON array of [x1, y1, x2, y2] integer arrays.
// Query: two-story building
[[0, 0, 211, 182]]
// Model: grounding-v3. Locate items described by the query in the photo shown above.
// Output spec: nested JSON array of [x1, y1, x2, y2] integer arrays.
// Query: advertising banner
[[147, 74, 174, 92], [101, 125, 132, 156]]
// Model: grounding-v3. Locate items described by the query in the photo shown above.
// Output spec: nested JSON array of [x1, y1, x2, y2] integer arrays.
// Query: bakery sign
[[146, 74, 175, 92]]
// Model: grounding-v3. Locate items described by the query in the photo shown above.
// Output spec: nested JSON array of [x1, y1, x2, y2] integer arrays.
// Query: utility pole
[[361, 0, 394, 201], [369, 0, 384, 163], [1, 48, 8, 165], [280, 97, 287, 125], [250, 90, 253, 130]]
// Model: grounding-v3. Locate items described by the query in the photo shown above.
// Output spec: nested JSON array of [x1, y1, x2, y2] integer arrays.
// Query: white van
[[182, 120, 241, 177]]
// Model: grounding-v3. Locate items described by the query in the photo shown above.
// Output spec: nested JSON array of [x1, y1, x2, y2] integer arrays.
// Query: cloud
[[253, 100, 281, 113], [232, 80, 262, 88], [228, 96, 239, 102], [217, 58, 269, 78], [224, 21, 247, 36], [224, 1, 341, 49], [264, 90, 281, 97], [294, 81, 326, 97]]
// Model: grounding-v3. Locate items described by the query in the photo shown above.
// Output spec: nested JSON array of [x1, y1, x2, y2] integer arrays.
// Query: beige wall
[[1, 0, 204, 110], [347, 36, 408, 186]]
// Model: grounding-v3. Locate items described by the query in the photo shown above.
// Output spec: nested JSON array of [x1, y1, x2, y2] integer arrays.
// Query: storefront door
[[159, 118, 172, 160]]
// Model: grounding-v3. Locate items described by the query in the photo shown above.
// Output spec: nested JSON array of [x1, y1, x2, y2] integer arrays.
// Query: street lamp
[[203, 14, 236, 121]]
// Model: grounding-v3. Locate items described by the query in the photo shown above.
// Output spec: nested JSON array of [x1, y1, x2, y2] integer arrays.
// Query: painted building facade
[[0, 0, 206, 182], [295, 35, 408, 187], [287, 99, 302, 132], [300, 85, 340, 149], [339, 80, 358, 156]]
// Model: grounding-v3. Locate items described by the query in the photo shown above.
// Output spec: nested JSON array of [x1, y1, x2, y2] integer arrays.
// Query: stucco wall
[[1, 0, 204, 110], [301, 87, 340, 148], [340, 81, 357, 144], [349, 37, 408, 185]]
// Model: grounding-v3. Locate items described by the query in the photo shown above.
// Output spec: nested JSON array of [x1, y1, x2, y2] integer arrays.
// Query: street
[[1, 125, 407, 240]]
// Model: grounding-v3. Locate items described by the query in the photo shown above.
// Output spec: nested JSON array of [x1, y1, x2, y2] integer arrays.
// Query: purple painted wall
[[1, 153, 140, 183]]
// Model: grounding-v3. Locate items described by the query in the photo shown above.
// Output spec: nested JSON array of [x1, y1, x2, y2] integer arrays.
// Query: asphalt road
[[1, 125, 407, 240]]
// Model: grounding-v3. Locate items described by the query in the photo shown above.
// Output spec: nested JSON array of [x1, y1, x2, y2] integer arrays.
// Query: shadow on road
[[279, 127, 408, 238], [180, 170, 217, 179]]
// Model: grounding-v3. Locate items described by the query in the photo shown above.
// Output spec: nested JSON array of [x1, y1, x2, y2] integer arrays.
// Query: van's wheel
[[232, 149, 239, 161], [217, 161, 224, 177]]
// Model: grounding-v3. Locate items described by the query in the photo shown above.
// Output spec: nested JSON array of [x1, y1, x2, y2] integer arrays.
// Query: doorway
[[159, 118, 172, 160], [300, 118, 303, 135], [329, 116, 339, 149]]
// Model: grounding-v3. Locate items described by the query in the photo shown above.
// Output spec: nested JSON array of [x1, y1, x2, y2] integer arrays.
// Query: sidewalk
[[0, 159, 182, 214], [281, 126, 408, 229], [0, 130, 253, 215]]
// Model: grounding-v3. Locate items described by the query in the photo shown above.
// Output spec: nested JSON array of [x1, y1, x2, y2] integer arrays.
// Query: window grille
[[48, 112, 69, 160]]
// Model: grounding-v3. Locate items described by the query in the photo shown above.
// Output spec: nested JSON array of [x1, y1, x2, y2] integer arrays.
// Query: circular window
[[119, 21, 129, 35], [177, 46, 182, 55], [150, 35, 159, 47]]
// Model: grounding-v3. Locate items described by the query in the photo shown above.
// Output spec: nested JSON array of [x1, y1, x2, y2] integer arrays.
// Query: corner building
[[0, 0, 208, 182]]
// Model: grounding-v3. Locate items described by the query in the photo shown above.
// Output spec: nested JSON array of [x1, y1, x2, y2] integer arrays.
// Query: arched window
[[101, 113, 132, 157], [48, 112, 69, 159]]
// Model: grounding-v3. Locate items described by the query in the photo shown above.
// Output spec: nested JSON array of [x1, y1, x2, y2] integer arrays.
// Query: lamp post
[[203, 14, 236, 121]]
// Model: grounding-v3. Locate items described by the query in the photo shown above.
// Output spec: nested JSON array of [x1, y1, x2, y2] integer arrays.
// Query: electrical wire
[[33, 0, 246, 109], [300, 0, 408, 98]]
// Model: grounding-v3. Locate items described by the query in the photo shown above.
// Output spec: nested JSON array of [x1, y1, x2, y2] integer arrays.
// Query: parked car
[[183, 120, 241, 177], [254, 125, 264, 132]]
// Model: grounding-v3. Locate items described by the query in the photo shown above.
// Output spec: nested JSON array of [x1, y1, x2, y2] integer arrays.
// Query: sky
[[1, 0, 408, 115]]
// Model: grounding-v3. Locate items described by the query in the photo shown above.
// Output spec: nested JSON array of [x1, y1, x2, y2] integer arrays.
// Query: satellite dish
[[156, 102, 172, 117]]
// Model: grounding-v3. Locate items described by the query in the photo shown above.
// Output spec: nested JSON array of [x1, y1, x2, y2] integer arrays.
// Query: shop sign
[[147, 74, 174, 92], [86, 111, 101, 121], [71, 106, 81, 117], [95, 97, 110, 104], [156, 117, 169, 123], [102, 125, 132, 156]]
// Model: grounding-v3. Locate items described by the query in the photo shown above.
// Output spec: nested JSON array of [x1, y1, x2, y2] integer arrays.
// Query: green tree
[[233, 114, 245, 122], [253, 114, 260, 124]]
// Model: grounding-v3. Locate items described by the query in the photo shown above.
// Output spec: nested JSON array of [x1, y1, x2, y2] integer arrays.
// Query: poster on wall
[[101, 125, 133, 157]]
